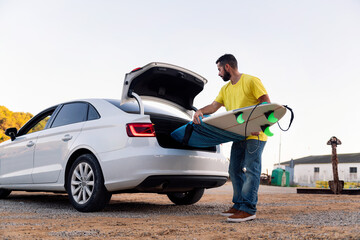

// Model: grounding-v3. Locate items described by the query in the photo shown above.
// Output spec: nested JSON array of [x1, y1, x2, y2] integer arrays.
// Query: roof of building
[[280, 153, 360, 166]]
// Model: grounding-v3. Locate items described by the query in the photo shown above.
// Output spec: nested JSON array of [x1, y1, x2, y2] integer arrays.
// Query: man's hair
[[216, 54, 238, 69]]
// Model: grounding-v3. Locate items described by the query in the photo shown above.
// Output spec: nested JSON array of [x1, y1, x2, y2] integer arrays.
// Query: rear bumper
[[98, 137, 229, 192], [134, 175, 228, 193]]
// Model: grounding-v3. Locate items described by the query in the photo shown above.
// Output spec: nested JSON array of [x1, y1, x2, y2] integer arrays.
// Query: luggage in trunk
[[150, 114, 217, 152]]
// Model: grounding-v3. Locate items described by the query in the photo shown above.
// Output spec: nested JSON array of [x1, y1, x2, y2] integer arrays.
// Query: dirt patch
[[1, 183, 359, 239]]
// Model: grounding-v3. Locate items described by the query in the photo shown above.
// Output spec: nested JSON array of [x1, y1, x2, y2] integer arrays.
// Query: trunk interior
[[112, 99, 216, 152], [150, 114, 217, 152]]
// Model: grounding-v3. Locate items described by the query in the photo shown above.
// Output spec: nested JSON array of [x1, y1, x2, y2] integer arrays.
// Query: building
[[275, 153, 360, 187]]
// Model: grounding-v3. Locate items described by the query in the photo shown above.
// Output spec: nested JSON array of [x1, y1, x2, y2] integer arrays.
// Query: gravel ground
[[0, 183, 359, 239]]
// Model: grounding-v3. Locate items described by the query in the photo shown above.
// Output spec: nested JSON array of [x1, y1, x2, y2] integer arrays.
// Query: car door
[[0, 107, 56, 185], [0, 132, 39, 184], [32, 102, 88, 183]]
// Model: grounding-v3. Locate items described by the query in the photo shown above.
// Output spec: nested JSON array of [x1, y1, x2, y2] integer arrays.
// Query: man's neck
[[230, 72, 242, 85]]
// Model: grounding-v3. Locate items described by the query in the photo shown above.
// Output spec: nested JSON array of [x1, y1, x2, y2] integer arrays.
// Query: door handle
[[62, 134, 73, 142], [27, 141, 35, 147]]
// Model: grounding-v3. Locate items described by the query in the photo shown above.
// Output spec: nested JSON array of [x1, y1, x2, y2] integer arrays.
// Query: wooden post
[[327, 136, 343, 194]]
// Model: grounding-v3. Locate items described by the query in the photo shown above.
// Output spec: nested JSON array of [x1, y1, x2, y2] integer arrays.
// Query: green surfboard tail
[[235, 112, 245, 124], [265, 111, 278, 123], [261, 125, 274, 137]]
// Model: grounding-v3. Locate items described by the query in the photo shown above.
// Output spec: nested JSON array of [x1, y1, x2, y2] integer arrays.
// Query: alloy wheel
[[70, 162, 94, 204]]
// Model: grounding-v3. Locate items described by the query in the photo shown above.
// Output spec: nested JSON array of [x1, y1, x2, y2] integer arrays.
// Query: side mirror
[[5, 128, 17, 141]]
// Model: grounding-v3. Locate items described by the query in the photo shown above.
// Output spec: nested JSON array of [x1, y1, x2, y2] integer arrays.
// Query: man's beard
[[222, 69, 231, 82]]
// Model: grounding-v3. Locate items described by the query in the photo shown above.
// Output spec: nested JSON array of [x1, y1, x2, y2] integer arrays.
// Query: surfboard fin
[[261, 125, 274, 137], [234, 112, 245, 124], [264, 111, 278, 123]]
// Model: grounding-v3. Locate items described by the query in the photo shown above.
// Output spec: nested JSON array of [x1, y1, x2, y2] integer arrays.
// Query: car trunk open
[[110, 100, 216, 152], [118, 63, 215, 152]]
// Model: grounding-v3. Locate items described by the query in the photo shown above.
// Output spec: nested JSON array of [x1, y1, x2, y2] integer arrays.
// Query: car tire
[[0, 189, 11, 199], [167, 188, 204, 205], [67, 154, 112, 212]]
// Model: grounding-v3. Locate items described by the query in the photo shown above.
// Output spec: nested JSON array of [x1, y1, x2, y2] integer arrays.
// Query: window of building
[[314, 167, 320, 173], [350, 167, 357, 173]]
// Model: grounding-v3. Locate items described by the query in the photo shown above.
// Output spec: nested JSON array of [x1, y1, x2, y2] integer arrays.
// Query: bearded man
[[193, 54, 270, 222]]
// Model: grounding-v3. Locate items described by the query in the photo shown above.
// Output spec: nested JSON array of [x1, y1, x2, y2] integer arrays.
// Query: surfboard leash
[[243, 103, 295, 154], [277, 105, 294, 132], [244, 102, 263, 154], [243, 102, 263, 138]]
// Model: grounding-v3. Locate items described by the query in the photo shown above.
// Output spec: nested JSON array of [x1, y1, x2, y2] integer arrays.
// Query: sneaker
[[227, 210, 256, 222], [220, 207, 238, 216]]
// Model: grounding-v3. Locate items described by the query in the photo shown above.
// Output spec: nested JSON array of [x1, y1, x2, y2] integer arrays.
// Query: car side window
[[51, 103, 88, 128], [88, 104, 100, 121], [27, 115, 52, 134], [16, 107, 58, 137]]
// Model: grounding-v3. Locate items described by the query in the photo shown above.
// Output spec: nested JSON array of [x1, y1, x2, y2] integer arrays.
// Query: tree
[[0, 106, 33, 143]]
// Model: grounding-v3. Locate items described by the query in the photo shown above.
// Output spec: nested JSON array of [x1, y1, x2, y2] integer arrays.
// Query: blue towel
[[171, 117, 245, 148]]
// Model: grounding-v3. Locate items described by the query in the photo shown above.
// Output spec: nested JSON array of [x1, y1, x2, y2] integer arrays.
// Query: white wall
[[291, 163, 359, 186]]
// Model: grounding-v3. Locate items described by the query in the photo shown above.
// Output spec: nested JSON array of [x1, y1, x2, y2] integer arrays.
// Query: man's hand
[[251, 132, 260, 136], [192, 101, 222, 125], [258, 94, 270, 104], [193, 110, 203, 125]]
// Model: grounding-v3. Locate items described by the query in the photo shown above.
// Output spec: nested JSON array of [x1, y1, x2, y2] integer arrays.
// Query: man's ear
[[224, 63, 231, 71]]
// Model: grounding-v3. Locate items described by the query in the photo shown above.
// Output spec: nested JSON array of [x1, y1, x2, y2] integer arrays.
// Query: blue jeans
[[229, 139, 266, 215]]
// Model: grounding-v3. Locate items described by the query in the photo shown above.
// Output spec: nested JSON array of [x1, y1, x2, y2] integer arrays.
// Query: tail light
[[126, 123, 156, 137], [131, 67, 142, 73]]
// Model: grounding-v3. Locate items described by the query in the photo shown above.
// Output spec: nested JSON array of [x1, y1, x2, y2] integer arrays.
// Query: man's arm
[[193, 101, 222, 124], [258, 94, 270, 103]]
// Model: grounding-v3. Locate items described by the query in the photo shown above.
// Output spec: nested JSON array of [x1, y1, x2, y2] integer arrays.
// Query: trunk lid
[[121, 62, 207, 112]]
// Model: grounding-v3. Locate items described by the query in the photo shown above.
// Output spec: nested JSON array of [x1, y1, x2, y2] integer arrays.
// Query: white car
[[0, 62, 229, 212]]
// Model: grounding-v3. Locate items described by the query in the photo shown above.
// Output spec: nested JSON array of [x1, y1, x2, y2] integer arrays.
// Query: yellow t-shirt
[[215, 74, 268, 141]]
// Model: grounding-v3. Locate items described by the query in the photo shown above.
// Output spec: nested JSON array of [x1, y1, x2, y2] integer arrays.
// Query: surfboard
[[201, 103, 287, 137]]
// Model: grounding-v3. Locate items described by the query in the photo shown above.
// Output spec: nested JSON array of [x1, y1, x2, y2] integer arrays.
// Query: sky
[[1, 0, 359, 173]]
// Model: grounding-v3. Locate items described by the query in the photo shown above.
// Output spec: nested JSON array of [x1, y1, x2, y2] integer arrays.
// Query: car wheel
[[0, 189, 11, 199], [67, 154, 112, 212], [167, 188, 204, 205]]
